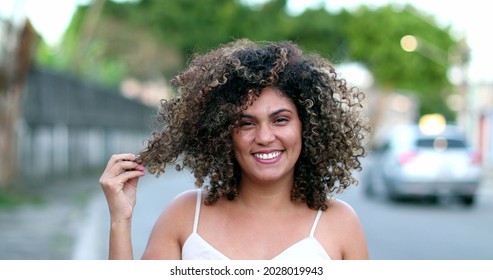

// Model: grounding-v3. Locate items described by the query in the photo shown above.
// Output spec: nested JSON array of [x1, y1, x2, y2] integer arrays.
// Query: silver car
[[363, 124, 482, 206]]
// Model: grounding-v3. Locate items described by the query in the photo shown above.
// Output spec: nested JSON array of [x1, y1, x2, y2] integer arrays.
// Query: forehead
[[242, 87, 296, 113]]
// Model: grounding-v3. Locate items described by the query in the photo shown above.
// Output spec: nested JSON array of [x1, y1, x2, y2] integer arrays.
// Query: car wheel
[[460, 195, 475, 207]]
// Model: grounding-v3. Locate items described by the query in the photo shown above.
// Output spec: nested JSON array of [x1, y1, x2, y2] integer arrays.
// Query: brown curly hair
[[138, 39, 370, 210]]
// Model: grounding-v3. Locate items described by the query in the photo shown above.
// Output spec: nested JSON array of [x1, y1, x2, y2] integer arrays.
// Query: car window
[[416, 138, 467, 149]]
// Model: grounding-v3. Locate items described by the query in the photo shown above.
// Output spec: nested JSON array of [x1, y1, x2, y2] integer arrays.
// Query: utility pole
[[0, 18, 37, 187]]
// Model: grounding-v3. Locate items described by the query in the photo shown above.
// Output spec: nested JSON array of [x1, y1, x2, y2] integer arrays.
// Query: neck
[[236, 177, 295, 212]]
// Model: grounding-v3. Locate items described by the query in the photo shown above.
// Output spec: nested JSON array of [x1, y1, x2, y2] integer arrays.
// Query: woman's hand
[[99, 153, 146, 221]]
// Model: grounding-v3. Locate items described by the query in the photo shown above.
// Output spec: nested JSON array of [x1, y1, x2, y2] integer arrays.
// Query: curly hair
[[138, 39, 370, 210]]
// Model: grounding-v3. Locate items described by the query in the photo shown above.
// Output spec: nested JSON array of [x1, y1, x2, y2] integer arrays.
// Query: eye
[[274, 117, 289, 124], [239, 120, 255, 127]]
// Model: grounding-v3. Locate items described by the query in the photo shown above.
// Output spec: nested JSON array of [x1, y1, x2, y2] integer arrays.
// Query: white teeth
[[254, 151, 281, 160]]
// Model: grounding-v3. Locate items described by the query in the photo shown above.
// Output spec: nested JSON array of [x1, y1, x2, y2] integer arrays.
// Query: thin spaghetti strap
[[192, 189, 202, 233], [309, 209, 323, 237]]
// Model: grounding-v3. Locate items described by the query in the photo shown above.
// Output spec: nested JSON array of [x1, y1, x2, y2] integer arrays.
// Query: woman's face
[[232, 87, 302, 185]]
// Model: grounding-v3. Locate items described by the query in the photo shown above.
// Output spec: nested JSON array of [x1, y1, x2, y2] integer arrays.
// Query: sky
[[1, 0, 491, 84]]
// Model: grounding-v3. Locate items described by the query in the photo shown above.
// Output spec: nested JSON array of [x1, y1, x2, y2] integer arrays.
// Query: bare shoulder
[[166, 189, 201, 213], [324, 198, 360, 220], [141, 189, 200, 259], [321, 198, 366, 234], [318, 198, 369, 260]]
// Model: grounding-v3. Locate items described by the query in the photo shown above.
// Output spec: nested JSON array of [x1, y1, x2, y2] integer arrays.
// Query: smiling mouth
[[253, 151, 282, 160]]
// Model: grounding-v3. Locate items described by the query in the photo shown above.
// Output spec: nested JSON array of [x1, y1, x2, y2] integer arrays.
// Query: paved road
[[73, 166, 195, 259], [340, 174, 493, 260]]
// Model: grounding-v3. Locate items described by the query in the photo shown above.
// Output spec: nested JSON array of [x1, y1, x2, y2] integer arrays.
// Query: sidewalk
[[0, 174, 102, 260]]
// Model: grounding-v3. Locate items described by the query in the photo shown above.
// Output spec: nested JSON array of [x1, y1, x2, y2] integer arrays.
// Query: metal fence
[[16, 67, 158, 180]]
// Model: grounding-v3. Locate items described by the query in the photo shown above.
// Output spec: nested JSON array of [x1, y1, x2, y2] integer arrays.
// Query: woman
[[99, 39, 370, 260]]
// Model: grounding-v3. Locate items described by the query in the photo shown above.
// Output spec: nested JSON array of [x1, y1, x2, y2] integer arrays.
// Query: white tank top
[[181, 189, 331, 260]]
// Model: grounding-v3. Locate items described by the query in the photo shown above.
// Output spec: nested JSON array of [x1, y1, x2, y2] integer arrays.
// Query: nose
[[255, 124, 275, 145]]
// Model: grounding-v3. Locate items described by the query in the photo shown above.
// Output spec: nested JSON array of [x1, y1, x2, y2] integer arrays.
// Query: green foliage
[[35, 0, 463, 119], [343, 4, 457, 119], [130, 0, 249, 57], [287, 8, 348, 62]]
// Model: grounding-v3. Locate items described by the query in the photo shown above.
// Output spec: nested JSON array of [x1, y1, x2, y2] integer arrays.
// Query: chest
[[193, 208, 320, 259]]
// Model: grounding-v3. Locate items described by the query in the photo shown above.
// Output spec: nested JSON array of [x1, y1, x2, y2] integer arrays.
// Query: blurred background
[[0, 0, 492, 260]]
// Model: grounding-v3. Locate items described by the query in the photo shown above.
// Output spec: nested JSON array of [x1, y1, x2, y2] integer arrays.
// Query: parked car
[[362, 123, 482, 206]]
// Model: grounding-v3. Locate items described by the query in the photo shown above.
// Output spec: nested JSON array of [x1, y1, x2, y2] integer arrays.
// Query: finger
[[104, 153, 137, 172], [110, 161, 145, 177], [100, 157, 144, 187], [119, 170, 146, 185], [100, 168, 145, 192]]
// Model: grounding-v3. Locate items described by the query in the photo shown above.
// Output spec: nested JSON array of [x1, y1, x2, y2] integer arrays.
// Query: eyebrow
[[240, 108, 294, 119]]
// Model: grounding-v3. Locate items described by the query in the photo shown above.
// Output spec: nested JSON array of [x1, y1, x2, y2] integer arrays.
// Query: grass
[[0, 183, 45, 209]]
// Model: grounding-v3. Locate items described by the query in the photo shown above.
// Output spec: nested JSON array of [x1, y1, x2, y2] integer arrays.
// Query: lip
[[252, 150, 284, 164]]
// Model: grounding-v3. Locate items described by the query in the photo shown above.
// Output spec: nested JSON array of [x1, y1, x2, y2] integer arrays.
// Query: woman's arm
[[108, 216, 134, 259], [99, 153, 146, 260]]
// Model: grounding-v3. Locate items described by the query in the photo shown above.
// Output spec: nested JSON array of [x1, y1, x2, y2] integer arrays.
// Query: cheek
[[293, 137, 302, 155], [291, 122, 303, 141], [233, 128, 257, 143], [291, 125, 303, 154], [232, 131, 248, 154]]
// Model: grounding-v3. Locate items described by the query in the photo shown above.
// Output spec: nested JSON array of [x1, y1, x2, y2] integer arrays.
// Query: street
[[77, 166, 493, 260], [340, 172, 493, 260]]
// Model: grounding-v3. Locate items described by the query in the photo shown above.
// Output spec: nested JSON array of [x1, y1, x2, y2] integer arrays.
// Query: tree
[[37, 0, 463, 119], [342, 4, 459, 119], [287, 8, 348, 62]]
